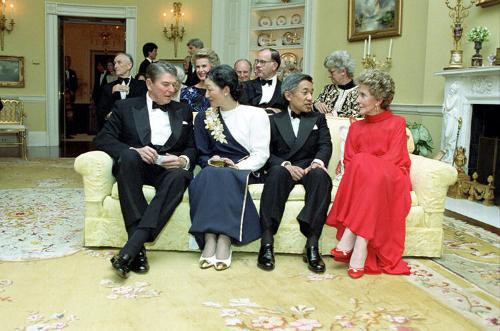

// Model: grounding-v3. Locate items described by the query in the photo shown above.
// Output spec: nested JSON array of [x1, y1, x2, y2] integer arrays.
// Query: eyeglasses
[[254, 59, 275, 65]]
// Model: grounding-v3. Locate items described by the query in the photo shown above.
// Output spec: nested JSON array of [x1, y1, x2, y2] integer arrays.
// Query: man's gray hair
[[234, 58, 252, 71], [146, 61, 178, 82], [323, 50, 355, 78], [281, 73, 313, 96], [116, 52, 134, 68], [187, 38, 204, 49]]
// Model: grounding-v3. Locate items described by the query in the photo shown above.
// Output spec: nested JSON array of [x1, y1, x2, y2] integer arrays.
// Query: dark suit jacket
[[239, 78, 287, 111], [94, 96, 197, 172], [138, 59, 152, 75], [91, 71, 108, 104], [184, 61, 200, 87], [96, 78, 148, 122], [267, 110, 332, 169]]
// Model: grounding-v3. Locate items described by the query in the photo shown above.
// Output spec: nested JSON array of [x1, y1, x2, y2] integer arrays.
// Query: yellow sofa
[[74, 116, 457, 257]]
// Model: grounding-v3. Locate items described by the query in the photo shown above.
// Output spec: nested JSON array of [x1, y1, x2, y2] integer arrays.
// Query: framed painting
[[159, 58, 187, 79], [348, 0, 402, 41], [475, 0, 500, 7], [0, 56, 25, 88]]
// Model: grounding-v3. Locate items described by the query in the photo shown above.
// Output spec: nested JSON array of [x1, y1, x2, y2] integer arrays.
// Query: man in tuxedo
[[258, 73, 333, 273], [234, 58, 252, 82], [239, 48, 287, 114], [184, 38, 204, 87], [91, 61, 107, 106], [96, 53, 147, 131], [94, 62, 196, 279], [138, 42, 158, 77]]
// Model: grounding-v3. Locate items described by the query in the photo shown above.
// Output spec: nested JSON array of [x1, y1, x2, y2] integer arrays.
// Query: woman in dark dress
[[189, 65, 270, 270]]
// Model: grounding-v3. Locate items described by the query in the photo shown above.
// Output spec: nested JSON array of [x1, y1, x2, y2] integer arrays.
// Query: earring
[[224, 93, 228, 97]]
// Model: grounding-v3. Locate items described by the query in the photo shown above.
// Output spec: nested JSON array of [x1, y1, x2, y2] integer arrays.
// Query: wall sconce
[[162, 2, 185, 58], [0, 0, 15, 51], [361, 35, 393, 70]]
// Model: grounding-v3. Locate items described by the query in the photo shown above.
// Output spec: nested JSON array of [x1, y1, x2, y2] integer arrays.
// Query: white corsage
[[204, 107, 228, 144]]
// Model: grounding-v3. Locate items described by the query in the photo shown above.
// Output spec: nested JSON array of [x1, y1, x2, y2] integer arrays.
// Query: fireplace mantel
[[435, 67, 500, 169]]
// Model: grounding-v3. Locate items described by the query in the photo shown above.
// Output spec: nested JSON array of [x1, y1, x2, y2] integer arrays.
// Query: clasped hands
[[285, 161, 328, 181], [131, 146, 186, 169], [208, 155, 238, 169], [112, 84, 130, 94]]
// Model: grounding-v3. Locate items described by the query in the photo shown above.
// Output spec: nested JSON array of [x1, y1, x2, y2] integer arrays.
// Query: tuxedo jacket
[[96, 78, 147, 121], [91, 71, 108, 103], [94, 96, 197, 171], [239, 78, 287, 110], [267, 110, 332, 169], [138, 59, 152, 75], [65, 68, 78, 93]]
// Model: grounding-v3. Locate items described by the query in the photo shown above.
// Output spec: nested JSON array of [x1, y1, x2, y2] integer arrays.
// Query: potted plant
[[406, 122, 433, 157], [467, 26, 491, 66]]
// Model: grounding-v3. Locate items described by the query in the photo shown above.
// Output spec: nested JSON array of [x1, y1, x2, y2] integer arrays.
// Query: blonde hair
[[355, 69, 395, 108], [191, 48, 220, 67]]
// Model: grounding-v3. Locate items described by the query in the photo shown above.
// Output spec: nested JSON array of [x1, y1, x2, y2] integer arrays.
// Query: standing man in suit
[[257, 73, 333, 273], [138, 42, 158, 77], [96, 53, 148, 131], [91, 61, 107, 106], [239, 48, 287, 114], [63, 56, 78, 137], [94, 62, 196, 279], [184, 38, 204, 87]]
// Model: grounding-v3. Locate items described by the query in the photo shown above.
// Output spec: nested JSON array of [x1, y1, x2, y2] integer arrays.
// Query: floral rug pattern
[[100, 279, 161, 300], [15, 311, 78, 331], [434, 217, 500, 296], [0, 279, 13, 303], [0, 188, 84, 261]]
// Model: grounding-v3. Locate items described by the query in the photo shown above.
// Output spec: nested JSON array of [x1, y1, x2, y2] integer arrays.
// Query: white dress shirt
[[288, 107, 301, 137], [220, 104, 270, 171], [259, 75, 278, 105], [120, 76, 132, 100], [147, 93, 171, 146]]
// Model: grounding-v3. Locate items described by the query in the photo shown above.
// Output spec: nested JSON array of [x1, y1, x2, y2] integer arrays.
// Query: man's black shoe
[[110, 254, 132, 278], [257, 243, 275, 271], [129, 248, 150, 274], [303, 246, 325, 274]]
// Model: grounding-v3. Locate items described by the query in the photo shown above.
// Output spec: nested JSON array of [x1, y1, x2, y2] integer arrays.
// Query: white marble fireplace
[[435, 67, 500, 228]]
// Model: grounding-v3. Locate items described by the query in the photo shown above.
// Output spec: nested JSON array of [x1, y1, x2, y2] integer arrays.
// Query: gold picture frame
[[160, 58, 187, 77], [0, 56, 25, 88], [348, 0, 402, 41], [475, 0, 500, 7]]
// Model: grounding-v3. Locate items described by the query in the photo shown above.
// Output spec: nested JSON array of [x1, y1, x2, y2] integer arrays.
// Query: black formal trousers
[[115, 148, 192, 241], [260, 165, 332, 238]]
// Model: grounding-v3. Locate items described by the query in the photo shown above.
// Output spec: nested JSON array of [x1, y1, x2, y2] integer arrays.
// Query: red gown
[[326, 110, 411, 275]]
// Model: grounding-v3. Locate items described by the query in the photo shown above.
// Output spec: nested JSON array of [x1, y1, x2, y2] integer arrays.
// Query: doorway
[[45, 3, 137, 156], [59, 17, 125, 157]]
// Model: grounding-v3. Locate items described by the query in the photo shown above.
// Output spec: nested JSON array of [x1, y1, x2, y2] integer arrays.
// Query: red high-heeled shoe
[[347, 266, 365, 279], [331, 247, 353, 263]]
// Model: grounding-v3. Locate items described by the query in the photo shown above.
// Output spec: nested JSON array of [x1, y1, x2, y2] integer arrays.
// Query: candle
[[9, 3, 13, 18], [363, 39, 367, 58], [388, 38, 393, 58], [163, 12, 167, 27], [367, 35, 371, 55], [2, 0, 5, 14]]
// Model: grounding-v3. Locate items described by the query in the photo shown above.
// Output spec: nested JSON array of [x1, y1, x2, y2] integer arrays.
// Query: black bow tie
[[260, 79, 272, 86], [152, 101, 169, 112], [291, 111, 302, 119], [117, 77, 130, 84]]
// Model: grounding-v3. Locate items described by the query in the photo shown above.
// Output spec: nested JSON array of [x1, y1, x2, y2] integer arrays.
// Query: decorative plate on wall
[[258, 33, 276, 46], [258, 16, 272, 27], [291, 13, 302, 25], [275, 15, 287, 26], [280, 52, 298, 65]]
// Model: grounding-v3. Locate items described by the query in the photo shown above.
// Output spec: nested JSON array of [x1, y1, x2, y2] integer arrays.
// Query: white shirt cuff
[[312, 159, 324, 167], [281, 161, 291, 167], [179, 155, 190, 170]]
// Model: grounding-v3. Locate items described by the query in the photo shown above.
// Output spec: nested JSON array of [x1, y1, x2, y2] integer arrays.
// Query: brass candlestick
[[361, 55, 392, 70], [444, 0, 475, 69]]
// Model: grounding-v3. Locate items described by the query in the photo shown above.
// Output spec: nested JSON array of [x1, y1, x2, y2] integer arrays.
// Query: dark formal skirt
[[188, 166, 262, 249]]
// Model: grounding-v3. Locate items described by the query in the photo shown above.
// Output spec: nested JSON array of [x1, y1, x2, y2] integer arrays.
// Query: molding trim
[[28, 131, 49, 147], [390, 104, 442, 116], [0, 96, 46, 102], [45, 2, 137, 147]]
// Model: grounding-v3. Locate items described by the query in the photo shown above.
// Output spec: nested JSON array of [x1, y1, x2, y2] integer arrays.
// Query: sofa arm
[[409, 154, 457, 213], [74, 151, 115, 203]]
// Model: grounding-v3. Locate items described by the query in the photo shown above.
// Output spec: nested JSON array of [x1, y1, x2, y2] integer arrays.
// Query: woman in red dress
[[326, 69, 411, 279]]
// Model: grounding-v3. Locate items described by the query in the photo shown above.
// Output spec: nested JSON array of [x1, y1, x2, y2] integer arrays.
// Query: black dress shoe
[[129, 248, 150, 274], [110, 254, 132, 278], [257, 243, 275, 271], [303, 246, 326, 274]]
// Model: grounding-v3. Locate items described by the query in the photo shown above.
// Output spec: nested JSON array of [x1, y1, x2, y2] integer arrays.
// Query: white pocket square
[[182, 121, 189, 125], [313, 124, 319, 130]]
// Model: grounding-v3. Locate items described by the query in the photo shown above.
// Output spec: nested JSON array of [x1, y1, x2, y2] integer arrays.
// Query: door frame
[[45, 2, 137, 146]]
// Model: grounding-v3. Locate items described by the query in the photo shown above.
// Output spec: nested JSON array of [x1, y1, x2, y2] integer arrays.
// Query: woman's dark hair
[[207, 64, 241, 101]]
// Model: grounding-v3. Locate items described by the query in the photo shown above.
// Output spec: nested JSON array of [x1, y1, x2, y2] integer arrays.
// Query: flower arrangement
[[204, 107, 227, 144], [406, 122, 433, 157], [466, 26, 491, 43]]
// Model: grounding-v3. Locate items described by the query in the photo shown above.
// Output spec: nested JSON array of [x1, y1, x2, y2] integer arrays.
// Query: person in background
[[257, 73, 332, 274], [314, 50, 359, 117], [326, 69, 411, 279], [239, 48, 286, 114], [184, 38, 204, 87], [234, 58, 252, 82], [138, 42, 158, 77], [97, 53, 147, 131], [91, 61, 107, 106], [180, 48, 219, 113], [94, 62, 196, 279], [105, 60, 118, 83], [189, 65, 270, 271]]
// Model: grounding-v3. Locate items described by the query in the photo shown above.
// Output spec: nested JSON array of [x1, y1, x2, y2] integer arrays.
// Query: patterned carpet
[[0, 158, 498, 330]]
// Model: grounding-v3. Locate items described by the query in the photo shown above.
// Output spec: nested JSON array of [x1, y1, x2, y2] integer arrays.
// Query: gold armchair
[[0, 99, 27, 160]]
